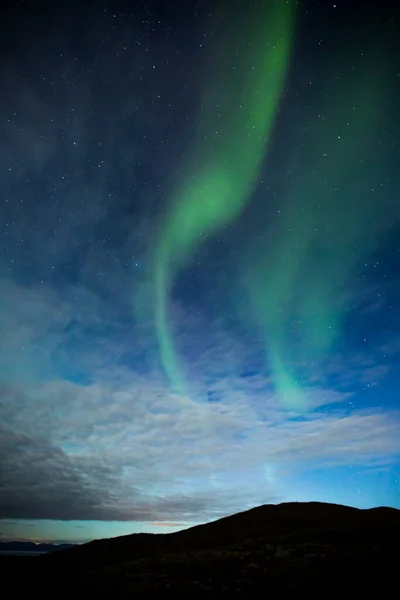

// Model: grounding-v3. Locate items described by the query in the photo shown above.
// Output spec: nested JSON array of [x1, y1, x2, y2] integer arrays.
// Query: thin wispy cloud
[[1, 278, 399, 524]]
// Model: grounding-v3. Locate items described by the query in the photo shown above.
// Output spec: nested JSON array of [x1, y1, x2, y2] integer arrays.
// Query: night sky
[[1, 0, 399, 545]]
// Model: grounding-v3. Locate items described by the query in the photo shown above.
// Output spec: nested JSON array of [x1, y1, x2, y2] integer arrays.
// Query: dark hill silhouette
[[2, 501, 399, 597], [42, 501, 399, 566]]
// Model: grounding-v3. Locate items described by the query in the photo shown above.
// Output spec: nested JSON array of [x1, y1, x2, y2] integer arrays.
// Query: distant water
[[0, 550, 48, 556]]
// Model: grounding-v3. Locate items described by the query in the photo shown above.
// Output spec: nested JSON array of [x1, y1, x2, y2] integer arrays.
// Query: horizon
[[0, 0, 399, 545], [2, 499, 399, 546]]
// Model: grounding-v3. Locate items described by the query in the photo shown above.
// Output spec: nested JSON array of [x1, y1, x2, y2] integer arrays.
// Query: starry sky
[[0, 0, 399, 545]]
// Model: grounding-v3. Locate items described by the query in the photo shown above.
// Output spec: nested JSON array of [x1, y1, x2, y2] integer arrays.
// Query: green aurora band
[[152, 0, 297, 393], [242, 39, 399, 408]]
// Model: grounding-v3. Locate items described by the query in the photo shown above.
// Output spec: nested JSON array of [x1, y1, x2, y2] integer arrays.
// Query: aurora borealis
[[0, 0, 399, 545], [150, 0, 296, 394], [240, 31, 399, 408]]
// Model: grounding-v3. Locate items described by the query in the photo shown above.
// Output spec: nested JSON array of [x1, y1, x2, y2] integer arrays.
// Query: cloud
[[1, 277, 400, 523], [1, 275, 399, 524], [1, 366, 399, 522]]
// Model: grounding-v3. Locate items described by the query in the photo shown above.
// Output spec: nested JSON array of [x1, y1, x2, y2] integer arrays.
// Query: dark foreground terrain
[[2, 502, 399, 598]]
